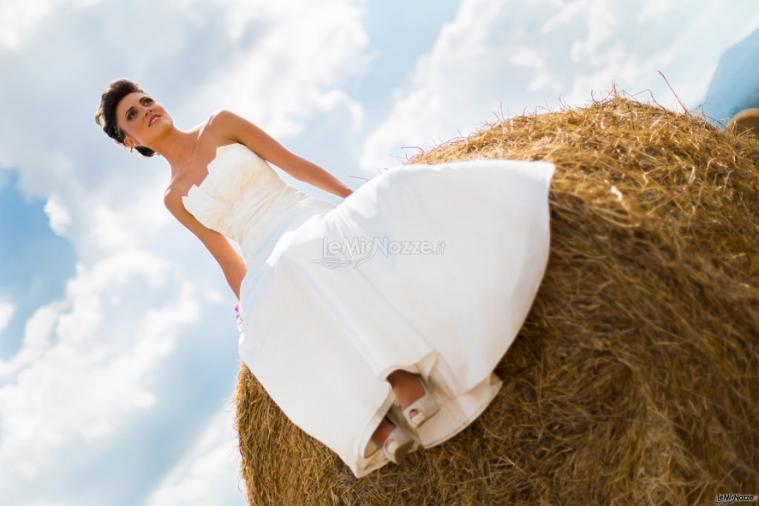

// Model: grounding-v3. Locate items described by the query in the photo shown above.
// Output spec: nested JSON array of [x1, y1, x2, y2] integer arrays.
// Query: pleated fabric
[[183, 143, 555, 477]]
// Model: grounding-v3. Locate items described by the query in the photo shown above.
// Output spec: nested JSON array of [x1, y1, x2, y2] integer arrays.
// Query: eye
[[127, 98, 154, 120]]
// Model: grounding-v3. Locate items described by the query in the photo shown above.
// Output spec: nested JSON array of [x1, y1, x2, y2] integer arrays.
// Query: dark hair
[[94, 79, 156, 157]]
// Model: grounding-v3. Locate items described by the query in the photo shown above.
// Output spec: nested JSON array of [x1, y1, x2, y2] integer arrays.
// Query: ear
[[123, 135, 136, 149]]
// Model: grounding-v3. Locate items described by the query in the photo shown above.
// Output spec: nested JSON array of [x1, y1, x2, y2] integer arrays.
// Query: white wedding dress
[[182, 142, 556, 478]]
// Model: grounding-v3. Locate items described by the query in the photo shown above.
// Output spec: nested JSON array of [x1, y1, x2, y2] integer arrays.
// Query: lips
[[148, 114, 160, 127]]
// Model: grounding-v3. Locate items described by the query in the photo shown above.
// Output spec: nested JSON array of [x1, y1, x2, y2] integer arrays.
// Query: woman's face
[[114, 91, 172, 150]]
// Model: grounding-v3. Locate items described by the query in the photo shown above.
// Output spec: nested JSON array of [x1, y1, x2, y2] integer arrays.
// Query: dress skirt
[[236, 157, 556, 477]]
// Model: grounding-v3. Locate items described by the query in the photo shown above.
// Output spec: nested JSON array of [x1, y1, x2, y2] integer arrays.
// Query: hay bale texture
[[728, 107, 759, 139], [234, 88, 759, 505]]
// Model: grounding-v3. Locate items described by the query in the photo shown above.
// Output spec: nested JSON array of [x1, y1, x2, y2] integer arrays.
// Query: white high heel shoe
[[364, 415, 417, 464]]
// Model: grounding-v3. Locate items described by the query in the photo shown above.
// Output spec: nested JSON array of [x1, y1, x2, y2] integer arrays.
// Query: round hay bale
[[727, 107, 759, 138], [234, 88, 759, 505]]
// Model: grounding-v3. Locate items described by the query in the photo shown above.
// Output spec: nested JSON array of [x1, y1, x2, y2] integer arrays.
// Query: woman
[[94, 78, 556, 478]]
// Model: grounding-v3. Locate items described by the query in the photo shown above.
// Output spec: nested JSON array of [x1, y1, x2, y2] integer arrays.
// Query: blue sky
[[0, 0, 756, 504]]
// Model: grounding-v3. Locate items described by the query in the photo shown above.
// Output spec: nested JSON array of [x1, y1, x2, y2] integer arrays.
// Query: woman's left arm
[[288, 155, 354, 198], [216, 109, 353, 199]]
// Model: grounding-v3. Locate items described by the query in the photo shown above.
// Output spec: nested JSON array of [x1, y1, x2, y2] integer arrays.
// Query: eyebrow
[[125, 95, 149, 119]]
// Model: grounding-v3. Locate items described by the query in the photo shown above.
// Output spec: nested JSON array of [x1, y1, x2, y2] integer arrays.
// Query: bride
[[94, 78, 556, 478]]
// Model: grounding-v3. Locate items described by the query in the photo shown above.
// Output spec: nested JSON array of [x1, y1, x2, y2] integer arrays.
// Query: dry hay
[[234, 86, 759, 505], [728, 108, 759, 139]]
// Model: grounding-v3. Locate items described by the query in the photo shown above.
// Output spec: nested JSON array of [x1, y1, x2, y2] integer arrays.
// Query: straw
[[233, 86, 759, 505]]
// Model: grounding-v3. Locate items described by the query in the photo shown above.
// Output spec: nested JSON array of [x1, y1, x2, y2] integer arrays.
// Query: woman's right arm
[[164, 189, 248, 300]]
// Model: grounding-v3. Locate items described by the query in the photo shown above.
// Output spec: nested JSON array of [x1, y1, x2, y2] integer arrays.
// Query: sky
[[0, 0, 757, 504]]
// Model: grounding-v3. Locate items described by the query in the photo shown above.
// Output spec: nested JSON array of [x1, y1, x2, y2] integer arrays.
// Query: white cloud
[[0, 0, 101, 49], [0, 0, 372, 503], [360, 0, 759, 171], [147, 404, 245, 506], [43, 195, 72, 235], [638, 0, 687, 23], [0, 297, 16, 334], [182, 0, 371, 141], [0, 0, 53, 51], [0, 301, 57, 377], [0, 251, 201, 498], [569, 0, 617, 63], [3, 0, 756, 503]]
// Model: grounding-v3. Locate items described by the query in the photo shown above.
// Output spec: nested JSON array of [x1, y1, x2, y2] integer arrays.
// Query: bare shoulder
[[163, 184, 226, 250], [163, 185, 183, 214], [210, 109, 242, 141], [163, 175, 188, 216], [163, 185, 196, 230], [163, 179, 244, 280], [206, 109, 228, 130], [210, 109, 301, 176], [212, 108, 234, 123], [197, 109, 231, 147]]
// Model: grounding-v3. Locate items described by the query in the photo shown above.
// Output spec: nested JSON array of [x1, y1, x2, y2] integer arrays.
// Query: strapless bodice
[[181, 142, 334, 252]]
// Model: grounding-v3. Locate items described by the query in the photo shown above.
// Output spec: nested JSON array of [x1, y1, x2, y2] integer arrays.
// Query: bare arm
[[288, 154, 354, 198], [164, 189, 248, 300], [216, 110, 354, 198]]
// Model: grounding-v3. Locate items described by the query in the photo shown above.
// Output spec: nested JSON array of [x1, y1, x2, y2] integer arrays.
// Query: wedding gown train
[[181, 142, 556, 478]]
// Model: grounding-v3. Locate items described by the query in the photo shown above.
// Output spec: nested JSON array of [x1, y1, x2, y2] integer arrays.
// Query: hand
[[234, 302, 244, 333]]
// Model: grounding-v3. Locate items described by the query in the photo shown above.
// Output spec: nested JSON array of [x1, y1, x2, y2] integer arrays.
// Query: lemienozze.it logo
[[714, 493, 757, 503], [312, 236, 446, 269]]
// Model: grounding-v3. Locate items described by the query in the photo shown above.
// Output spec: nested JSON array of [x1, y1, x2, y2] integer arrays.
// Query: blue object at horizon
[[697, 27, 759, 129]]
